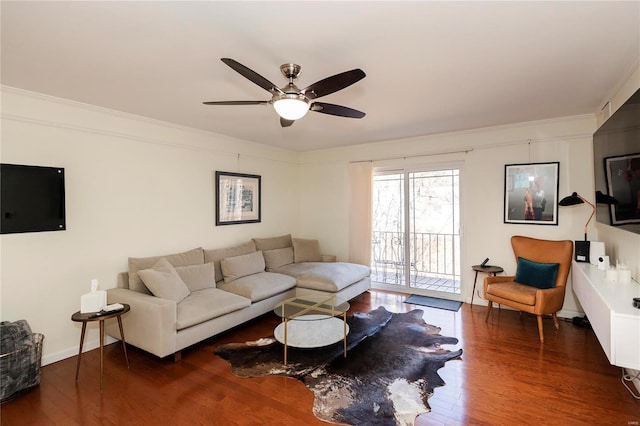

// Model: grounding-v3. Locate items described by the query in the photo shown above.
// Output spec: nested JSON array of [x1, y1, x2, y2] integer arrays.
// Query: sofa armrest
[[106, 288, 177, 358], [322, 255, 337, 262], [117, 272, 129, 289]]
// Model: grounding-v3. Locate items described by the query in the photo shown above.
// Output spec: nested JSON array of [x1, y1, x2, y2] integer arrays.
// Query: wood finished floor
[[2, 290, 639, 425]]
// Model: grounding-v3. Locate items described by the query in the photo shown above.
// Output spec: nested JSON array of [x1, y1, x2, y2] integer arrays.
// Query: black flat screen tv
[[1, 164, 66, 234], [593, 89, 640, 235]]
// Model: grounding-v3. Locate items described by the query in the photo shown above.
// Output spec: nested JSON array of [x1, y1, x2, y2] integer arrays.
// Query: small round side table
[[471, 265, 504, 307], [71, 304, 130, 391]]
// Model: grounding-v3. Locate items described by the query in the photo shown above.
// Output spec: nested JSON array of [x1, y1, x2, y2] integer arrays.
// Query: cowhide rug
[[214, 307, 462, 426]]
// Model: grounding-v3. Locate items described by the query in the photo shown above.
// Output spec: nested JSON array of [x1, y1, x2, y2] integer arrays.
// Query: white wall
[[0, 87, 300, 364], [299, 114, 597, 317]]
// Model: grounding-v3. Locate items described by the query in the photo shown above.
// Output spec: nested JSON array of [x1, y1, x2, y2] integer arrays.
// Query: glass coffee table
[[273, 295, 350, 364]]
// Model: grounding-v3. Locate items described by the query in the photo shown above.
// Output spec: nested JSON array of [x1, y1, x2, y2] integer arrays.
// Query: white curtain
[[348, 161, 372, 265]]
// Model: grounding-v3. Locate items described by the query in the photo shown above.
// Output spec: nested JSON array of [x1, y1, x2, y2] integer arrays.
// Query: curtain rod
[[349, 148, 472, 164], [348, 131, 592, 164]]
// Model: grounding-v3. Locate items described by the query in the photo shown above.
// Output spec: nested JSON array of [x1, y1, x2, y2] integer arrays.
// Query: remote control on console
[[87, 303, 124, 318], [102, 303, 124, 312]]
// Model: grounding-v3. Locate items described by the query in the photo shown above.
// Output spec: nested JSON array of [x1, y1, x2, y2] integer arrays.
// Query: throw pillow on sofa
[[175, 263, 216, 292], [292, 238, 322, 262], [253, 234, 292, 251], [204, 241, 256, 285], [138, 258, 191, 302], [128, 247, 204, 294], [263, 247, 294, 271], [220, 251, 266, 283]]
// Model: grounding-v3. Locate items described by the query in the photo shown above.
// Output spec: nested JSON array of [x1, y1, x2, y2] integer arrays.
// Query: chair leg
[[537, 315, 544, 343], [485, 301, 493, 322], [552, 313, 560, 330]]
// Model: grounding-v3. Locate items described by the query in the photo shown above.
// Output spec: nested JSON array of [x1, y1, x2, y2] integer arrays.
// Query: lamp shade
[[595, 190, 618, 205], [273, 95, 310, 120], [559, 192, 583, 206]]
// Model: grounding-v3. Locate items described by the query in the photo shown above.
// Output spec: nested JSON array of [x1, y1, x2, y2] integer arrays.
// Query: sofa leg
[[552, 313, 560, 330], [485, 301, 493, 322], [174, 351, 182, 362], [537, 316, 544, 343]]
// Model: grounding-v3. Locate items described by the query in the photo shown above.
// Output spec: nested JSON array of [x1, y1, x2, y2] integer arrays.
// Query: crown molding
[[1, 85, 299, 165]]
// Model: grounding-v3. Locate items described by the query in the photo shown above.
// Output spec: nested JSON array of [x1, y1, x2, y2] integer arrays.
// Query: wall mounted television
[[1, 164, 66, 234], [593, 88, 640, 235]]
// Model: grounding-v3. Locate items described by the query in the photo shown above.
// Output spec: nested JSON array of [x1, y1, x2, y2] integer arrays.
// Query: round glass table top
[[274, 295, 349, 321]]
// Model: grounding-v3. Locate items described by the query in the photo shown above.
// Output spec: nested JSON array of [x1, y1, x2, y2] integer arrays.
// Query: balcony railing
[[371, 230, 460, 292]]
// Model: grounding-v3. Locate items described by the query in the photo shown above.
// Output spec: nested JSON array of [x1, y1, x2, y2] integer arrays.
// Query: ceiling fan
[[203, 58, 366, 127]]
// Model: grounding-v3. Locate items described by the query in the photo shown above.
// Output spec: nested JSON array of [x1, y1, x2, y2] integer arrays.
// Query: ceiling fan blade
[[221, 58, 283, 95], [202, 100, 269, 105], [280, 117, 295, 127], [311, 102, 366, 119], [303, 69, 366, 99]]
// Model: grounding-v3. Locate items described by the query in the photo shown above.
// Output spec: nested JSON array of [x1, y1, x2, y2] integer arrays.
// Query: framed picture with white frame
[[504, 162, 559, 225]]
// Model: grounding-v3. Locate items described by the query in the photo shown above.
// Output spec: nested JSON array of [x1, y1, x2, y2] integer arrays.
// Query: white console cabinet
[[572, 261, 640, 370]]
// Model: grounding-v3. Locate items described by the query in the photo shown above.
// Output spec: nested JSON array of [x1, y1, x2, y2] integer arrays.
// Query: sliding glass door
[[371, 166, 461, 298]]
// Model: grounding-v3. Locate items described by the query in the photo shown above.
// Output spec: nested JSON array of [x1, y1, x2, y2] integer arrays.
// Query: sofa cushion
[[204, 241, 256, 284], [218, 271, 296, 302], [176, 288, 251, 330], [175, 262, 216, 292], [138, 258, 191, 302], [220, 251, 266, 283], [253, 234, 292, 251], [274, 262, 370, 292], [514, 257, 559, 289], [263, 247, 294, 271], [293, 238, 322, 262], [128, 247, 204, 294]]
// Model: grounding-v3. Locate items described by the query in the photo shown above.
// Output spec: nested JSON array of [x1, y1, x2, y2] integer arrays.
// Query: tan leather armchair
[[484, 236, 573, 343]]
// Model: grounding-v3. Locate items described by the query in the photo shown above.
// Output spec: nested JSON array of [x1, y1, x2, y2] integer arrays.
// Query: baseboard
[[468, 297, 581, 320], [41, 335, 117, 366]]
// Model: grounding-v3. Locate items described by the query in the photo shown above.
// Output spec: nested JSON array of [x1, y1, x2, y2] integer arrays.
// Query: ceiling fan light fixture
[[273, 94, 310, 120]]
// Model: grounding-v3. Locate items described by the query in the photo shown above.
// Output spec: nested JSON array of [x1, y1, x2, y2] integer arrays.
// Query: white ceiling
[[2, 1, 639, 152]]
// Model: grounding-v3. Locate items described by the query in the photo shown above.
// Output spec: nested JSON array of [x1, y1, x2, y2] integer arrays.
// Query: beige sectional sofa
[[105, 234, 370, 359]]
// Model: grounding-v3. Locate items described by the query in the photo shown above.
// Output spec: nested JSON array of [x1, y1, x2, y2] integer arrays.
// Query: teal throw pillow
[[514, 257, 559, 289]]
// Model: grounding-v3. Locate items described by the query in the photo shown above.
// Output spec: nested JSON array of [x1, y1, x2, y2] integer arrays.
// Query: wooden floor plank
[[2, 290, 638, 425]]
